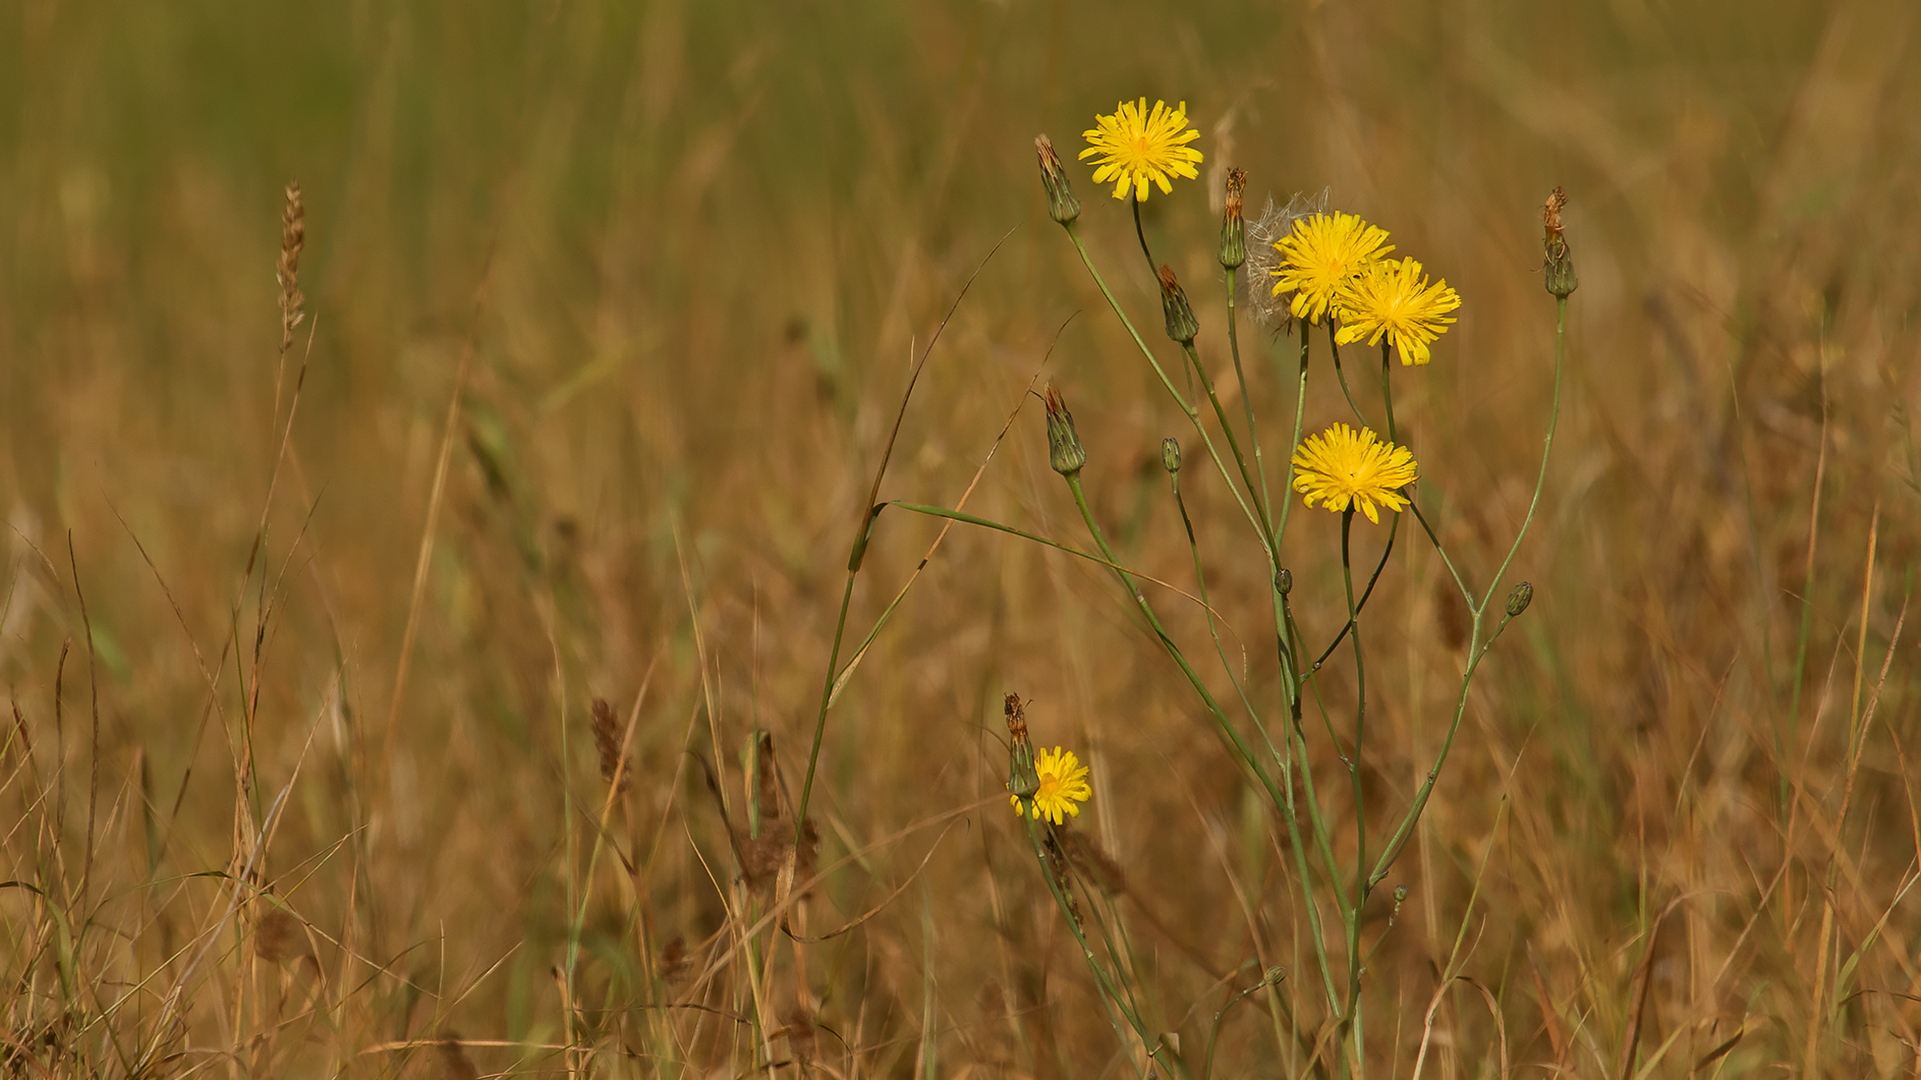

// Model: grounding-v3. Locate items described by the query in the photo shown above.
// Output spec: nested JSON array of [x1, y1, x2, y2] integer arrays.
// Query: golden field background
[[3, 0, 1919, 1075]]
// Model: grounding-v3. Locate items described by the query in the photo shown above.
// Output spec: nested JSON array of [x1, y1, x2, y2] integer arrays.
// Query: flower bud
[[1160, 437, 1181, 475], [1004, 693, 1039, 806], [1043, 383, 1086, 477], [1505, 581, 1534, 618], [1275, 568, 1292, 596], [1219, 167, 1247, 269], [1542, 188, 1577, 298], [1393, 885, 1409, 904], [1158, 265, 1199, 344], [1035, 135, 1081, 226]]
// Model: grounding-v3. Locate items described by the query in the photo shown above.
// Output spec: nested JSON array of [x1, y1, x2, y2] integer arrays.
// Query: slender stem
[[1025, 821, 1149, 1070], [1311, 515, 1400, 670], [796, 565, 859, 835], [1131, 198, 1157, 282], [1063, 473, 1289, 820], [1379, 343, 1399, 444], [1277, 596, 1348, 1012], [1369, 294, 1568, 887], [1328, 323, 1372, 430], [1224, 266, 1275, 528], [1062, 223, 1272, 555], [1478, 296, 1568, 613], [1186, 340, 1274, 542], [1172, 473, 1281, 761], [1406, 501, 1473, 608], [1338, 510, 1368, 1067], [1273, 324, 1311, 552]]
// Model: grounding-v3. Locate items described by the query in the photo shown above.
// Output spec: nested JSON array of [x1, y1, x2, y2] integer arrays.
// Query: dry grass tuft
[[2, 2, 1918, 1076]]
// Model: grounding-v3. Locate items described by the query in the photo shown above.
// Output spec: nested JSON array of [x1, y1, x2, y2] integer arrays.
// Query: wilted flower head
[[1079, 98, 1204, 203], [1244, 189, 1329, 327]]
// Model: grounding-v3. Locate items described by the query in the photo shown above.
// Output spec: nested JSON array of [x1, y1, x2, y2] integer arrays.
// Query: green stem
[[1131, 197, 1157, 279], [1224, 267, 1276, 529], [1337, 509, 1367, 1068], [1172, 473, 1282, 763], [1368, 293, 1568, 888], [1379, 343, 1399, 445], [1185, 340, 1274, 542], [1025, 820, 1147, 1069], [1327, 323, 1372, 430], [1062, 222, 1272, 554], [1062, 473, 1299, 858], [1273, 324, 1310, 553], [796, 564, 860, 837], [1310, 515, 1400, 670]]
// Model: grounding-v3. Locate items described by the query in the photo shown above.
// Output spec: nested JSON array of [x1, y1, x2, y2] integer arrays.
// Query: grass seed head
[[277, 181, 305, 353], [589, 697, 629, 793]]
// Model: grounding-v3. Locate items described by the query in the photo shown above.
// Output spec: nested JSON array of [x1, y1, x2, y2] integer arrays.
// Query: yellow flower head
[[1291, 423, 1418, 524], [1334, 257, 1462, 366], [1079, 98, 1204, 203], [1010, 745, 1092, 825], [1269, 212, 1394, 325]]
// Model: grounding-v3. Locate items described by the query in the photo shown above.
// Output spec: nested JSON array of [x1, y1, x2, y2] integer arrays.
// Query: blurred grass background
[[3, 0, 1919, 1075]]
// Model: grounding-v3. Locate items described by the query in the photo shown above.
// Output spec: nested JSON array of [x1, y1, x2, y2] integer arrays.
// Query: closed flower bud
[[1160, 437, 1181, 475], [1035, 135, 1081, 226], [1275, 568, 1293, 596], [1219, 167, 1247, 269], [1505, 581, 1534, 618], [1393, 885, 1409, 904], [1542, 188, 1577, 298], [1158, 265, 1199, 344], [1043, 383, 1086, 477]]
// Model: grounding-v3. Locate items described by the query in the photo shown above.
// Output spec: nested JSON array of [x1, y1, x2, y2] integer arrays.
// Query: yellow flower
[[1079, 98, 1204, 203], [1291, 423, 1418, 524], [1269, 212, 1394, 325], [1334, 257, 1462, 366], [1010, 746, 1092, 825]]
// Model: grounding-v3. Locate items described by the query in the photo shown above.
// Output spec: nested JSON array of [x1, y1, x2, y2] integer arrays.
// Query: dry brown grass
[[3, 1, 1920, 1076]]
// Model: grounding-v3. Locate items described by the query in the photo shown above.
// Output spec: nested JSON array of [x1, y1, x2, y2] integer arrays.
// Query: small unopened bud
[[1158, 265, 1199, 344], [1004, 693, 1039, 808], [1219, 167, 1247, 269], [1505, 581, 1534, 618], [1035, 135, 1081, 226], [1542, 188, 1577, 298], [1160, 437, 1181, 475], [1393, 884, 1409, 904], [1275, 568, 1292, 596], [1043, 383, 1086, 477]]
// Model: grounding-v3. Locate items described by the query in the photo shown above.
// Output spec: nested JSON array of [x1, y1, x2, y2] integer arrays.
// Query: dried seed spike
[[277, 181, 305, 353], [589, 697, 629, 793], [754, 731, 780, 823]]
